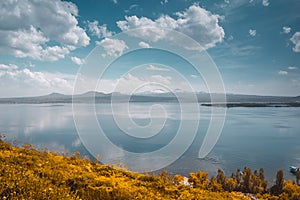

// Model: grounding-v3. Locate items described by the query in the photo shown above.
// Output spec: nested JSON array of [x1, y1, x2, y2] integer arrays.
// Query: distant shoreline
[[201, 102, 300, 108], [1, 101, 300, 108], [0, 91, 299, 106]]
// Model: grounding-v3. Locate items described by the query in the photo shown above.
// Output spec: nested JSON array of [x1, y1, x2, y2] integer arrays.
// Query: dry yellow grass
[[0, 138, 299, 199]]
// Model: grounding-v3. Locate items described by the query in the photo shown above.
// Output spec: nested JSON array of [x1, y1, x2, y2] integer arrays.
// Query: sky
[[0, 0, 299, 97]]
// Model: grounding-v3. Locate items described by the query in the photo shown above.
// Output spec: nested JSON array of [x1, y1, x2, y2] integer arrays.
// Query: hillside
[[0, 138, 299, 199], [0, 91, 300, 105]]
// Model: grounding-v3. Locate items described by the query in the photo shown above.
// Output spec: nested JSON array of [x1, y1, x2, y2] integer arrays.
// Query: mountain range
[[0, 91, 300, 107]]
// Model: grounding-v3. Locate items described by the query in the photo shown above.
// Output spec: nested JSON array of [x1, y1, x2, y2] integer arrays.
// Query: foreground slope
[[1, 138, 299, 199], [0, 139, 251, 200]]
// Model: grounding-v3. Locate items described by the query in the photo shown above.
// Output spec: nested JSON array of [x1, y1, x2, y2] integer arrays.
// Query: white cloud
[[224, 0, 230, 4], [249, 0, 254, 3], [87, 20, 113, 38], [278, 70, 288, 75], [114, 73, 146, 94], [71, 56, 84, 65], [113, 73, 174, 94], [112, 0, 118, 4], [26, 62, 35, 68], [290, 32, 300, 53], [228, 35, 234, 41], [125, 4, 139, 13], [129, 4, 139, 10], [41, 46, 70, 61], [160, 0, 168, 5], [262, 0, 270, 6], [0, 0, 90, 61], [0, 65, 75, 97], [96, 38, 128, 58], [288, 66, 297, 70], [249, 29, 256, 36], [0, 64, 18, 70], [282, 26, 291, 34], [146, 64, 170, 71], [138, 41, 151, 48], [150, 75, 172, 85], [95, 72, 194, 95], [117, 4, 225, 50], [117, 15, 171, 42], [190, 74, 198, 78]]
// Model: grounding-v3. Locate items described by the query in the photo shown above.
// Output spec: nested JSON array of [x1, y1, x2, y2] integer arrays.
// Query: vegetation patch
[[0, 138, 299, 199]]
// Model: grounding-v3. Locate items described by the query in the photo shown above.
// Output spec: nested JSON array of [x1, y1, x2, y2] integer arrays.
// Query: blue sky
[[0, 0, 299, 97]]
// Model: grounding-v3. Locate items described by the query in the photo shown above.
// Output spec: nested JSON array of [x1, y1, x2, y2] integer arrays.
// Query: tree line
[[168, 167, 300, 199]]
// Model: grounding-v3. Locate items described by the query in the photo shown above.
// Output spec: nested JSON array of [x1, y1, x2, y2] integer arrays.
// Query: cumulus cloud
[[26, 62, 35, 68], [117, 4, 225, 50], [249, 29, 256, 36], [112, 73, 174, 94], [146, 64, 170, 71], [117, 16, 172, 42], [262, 0, 270, 6], [282, 26, 291, 34], [278, 70, 288, 75], [150, 75, 172, 85], [290, 32, 300, 52], [0, 64, 18, 70], [0, 65, 75, 97], [96, 38, 128, 58], [41, 46, 70, 61], [95, 71, 194, 95], [288, 66, 297, 70], [114, 73, 146, 94], [138, 41, 151, 48], [112, 0, 118, 4], [71, 56, 84, 65], [87, 20, 113, 38], [0, 0, 90, 61]]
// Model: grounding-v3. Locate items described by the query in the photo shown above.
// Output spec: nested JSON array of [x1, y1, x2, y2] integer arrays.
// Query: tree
[[159, 169, 172, 184], [242, 167, 252, 193], [259, 168, 268, 193], [235, 168, 242, 191], [216, 169, 226, 186], [271, 169, 284, 196], [251, 172, 261, 194], [209, 176, 223, 192], [259, 168, 265, 181], [188, 171, 209, 189], [296, 168, 300, 185], [224, 178, 237, 192]]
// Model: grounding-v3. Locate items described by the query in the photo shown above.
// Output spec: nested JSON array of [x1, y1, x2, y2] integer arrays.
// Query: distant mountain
[[0, 91, 299, 107], [0, 92, 71, 104]]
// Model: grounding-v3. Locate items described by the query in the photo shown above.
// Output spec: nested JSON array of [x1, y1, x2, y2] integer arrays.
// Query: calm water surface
[[0, 103, 299, 183]]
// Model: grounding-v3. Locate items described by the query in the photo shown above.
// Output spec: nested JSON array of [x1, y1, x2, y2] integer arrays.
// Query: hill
[[0, 138, 250, 199], [0, 91, 300, 106], [1, 138, 300, 199]]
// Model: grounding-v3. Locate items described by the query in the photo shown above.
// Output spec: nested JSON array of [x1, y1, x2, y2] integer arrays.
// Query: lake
[[0, 103, 299, 183]]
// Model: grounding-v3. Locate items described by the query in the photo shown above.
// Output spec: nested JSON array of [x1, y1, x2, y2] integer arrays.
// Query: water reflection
[[0, 104, 299, 182]]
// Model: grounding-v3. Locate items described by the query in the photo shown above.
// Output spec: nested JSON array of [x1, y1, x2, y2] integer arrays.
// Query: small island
[[201, 102, 300, 108]]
